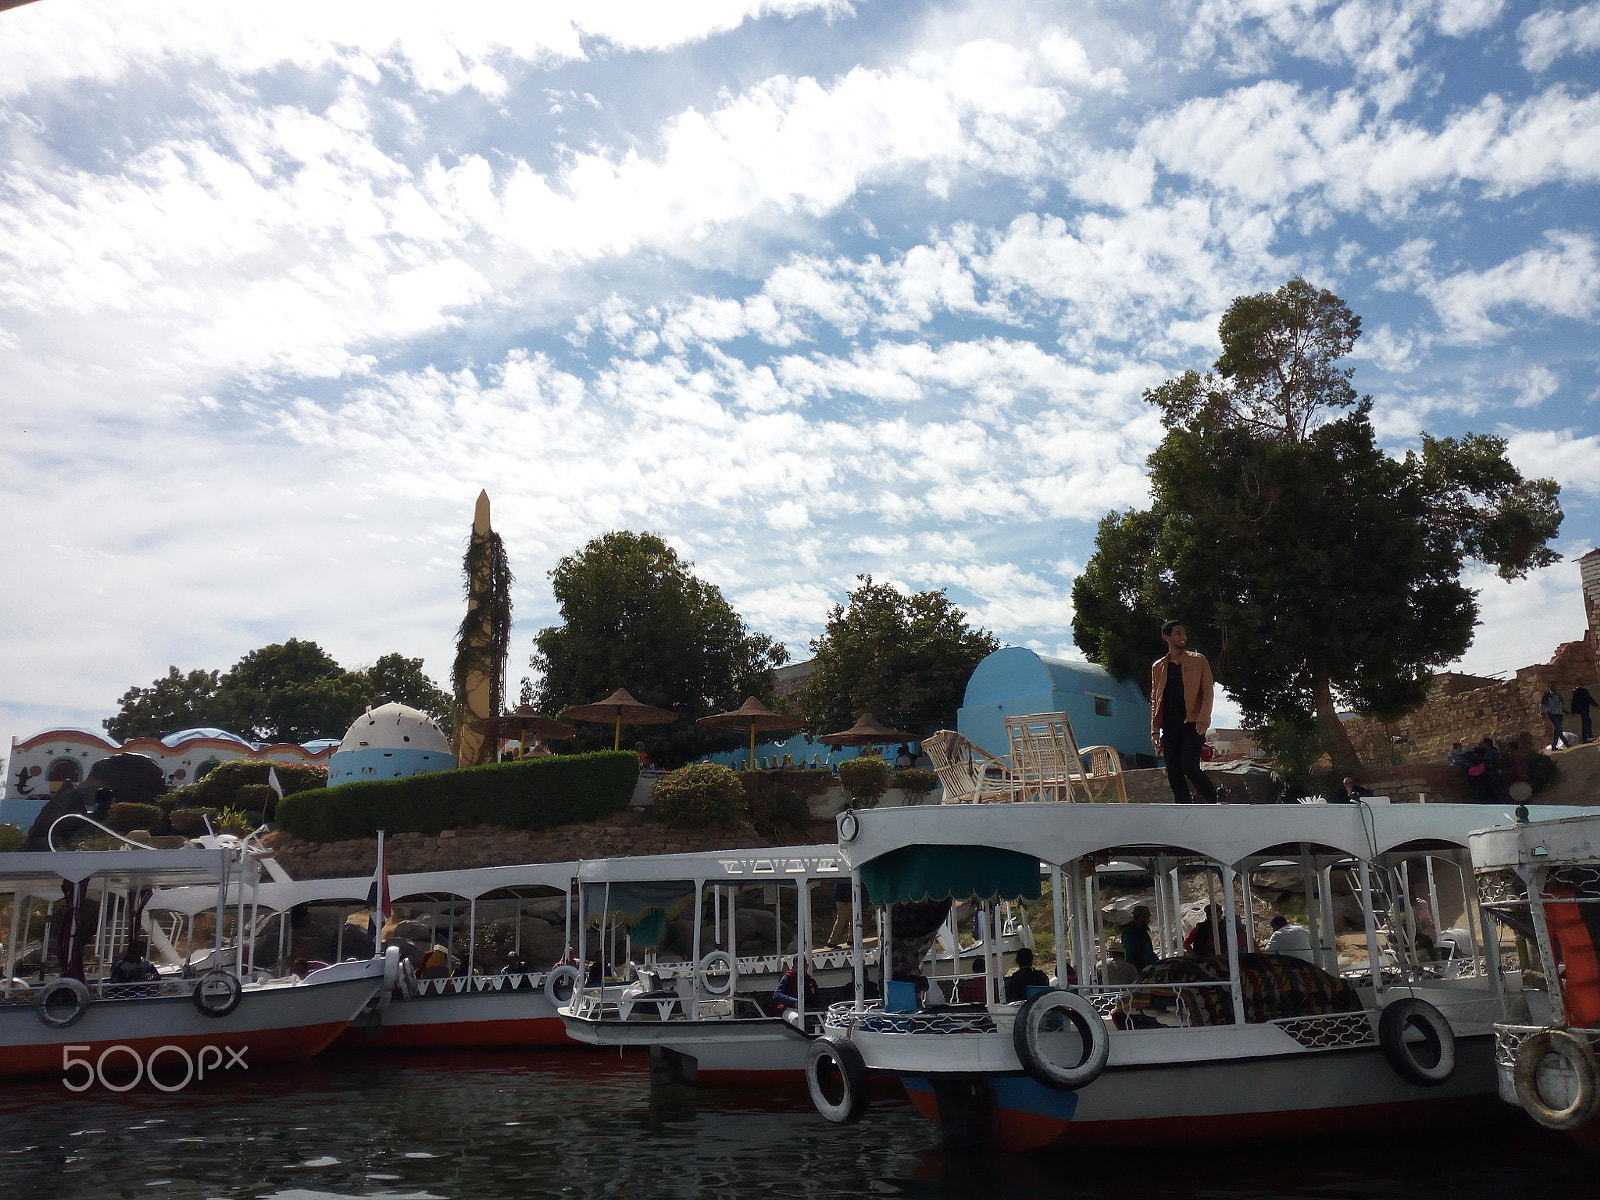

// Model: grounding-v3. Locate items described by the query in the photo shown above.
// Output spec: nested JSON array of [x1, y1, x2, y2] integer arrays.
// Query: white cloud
[[1507, 364, 1560, 408], [1420, 233, 1600, 341], [1506, 428, 1600, 495], [1519, 2, 1600, 72]]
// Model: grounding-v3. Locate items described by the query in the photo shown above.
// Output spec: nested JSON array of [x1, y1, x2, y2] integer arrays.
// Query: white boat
[[0, 846, 388, 1082], [559, 844, 869, 1085], [1471, 811, 1600, 1149], [157, 858, 583, 1050], [806, 798, 1592, 1150]]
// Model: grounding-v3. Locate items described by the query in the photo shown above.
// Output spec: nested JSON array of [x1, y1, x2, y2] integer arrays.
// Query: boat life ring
[[697, 950, 735, 996], [1012, 990, 1110, 1091], [1377, 997, 1455, 1086], [396, 957, 418, 1001], [544, 964, 581, 1005], [36, 977, 92, 1028], [1514, 1029, 1600, 1130], [191, 970, 243, 1019], [806, 1037, 869, 1123]]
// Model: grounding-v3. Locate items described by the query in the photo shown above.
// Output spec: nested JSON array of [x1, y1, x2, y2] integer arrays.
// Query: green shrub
[[0, 824, 25, 851], [837, 756, 891, 808], [107, 802, 163, 833], [186, 759, 328, 808], [892, 767, 937, 803], [1525, 751, 1560, 795], [651, 763, 747, 829], [235, 784, 275, 813], [276, 751, 639, 843], [169, 808, 217, 837]]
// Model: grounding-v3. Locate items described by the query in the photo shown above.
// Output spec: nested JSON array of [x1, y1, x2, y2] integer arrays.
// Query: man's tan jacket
[[1150, 651, 1215, 738]]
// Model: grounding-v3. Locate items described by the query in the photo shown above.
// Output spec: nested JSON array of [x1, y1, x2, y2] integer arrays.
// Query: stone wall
[[1344, 634, 1598, 768], [263, 811, 782, 880]]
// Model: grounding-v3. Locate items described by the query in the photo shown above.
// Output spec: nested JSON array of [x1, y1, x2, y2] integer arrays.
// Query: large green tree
[[1072, 278, 1562, 769], [103, 667, 222, 741], [529, 531, 788, 766], [794, 576, 1000, 738], [104, 642, 451, 745]]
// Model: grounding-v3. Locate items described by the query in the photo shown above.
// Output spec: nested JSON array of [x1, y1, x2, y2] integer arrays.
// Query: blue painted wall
[[706, 734, 884, 771], [957, 647, 1149, 761], [328, 747, 457, 786]]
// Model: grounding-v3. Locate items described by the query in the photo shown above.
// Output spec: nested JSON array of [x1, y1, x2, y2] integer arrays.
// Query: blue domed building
[[957, 647, 1150, 762], [327, 703, 455, 787]]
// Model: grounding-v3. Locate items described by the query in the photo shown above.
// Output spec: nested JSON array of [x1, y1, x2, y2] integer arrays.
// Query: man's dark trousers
[[1162, 722, 1217, 803]]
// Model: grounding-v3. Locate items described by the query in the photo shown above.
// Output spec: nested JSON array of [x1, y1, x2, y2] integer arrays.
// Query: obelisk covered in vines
[[451, 490, 512, 767]]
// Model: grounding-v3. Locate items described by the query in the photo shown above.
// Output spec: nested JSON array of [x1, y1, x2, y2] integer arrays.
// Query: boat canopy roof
[[1471, 813, 1600, 874], [837, 802, 1600, 876], [150, 859, 579, 915], [576, 844, 844, 885], [0, 848, 233, 901], [860, 844, 1042, 905]]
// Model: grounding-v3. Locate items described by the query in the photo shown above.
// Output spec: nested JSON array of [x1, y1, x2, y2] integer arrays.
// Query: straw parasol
[[816, 712, 917, 752], [470, 707, 576, 758], [697, 696, 806, 767], [560, 688, 677, 751]]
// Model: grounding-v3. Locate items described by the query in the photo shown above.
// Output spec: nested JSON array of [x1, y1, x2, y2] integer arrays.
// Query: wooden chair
[[922, 730, 1020, 804], [1004, 712, 1129, 803]]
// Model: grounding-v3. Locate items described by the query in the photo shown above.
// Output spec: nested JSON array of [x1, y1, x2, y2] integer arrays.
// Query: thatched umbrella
[[470, 707, 576, 758], [816, 712, 917, 754], [560, 688, 677, 751], [697, 697, 806, 767]]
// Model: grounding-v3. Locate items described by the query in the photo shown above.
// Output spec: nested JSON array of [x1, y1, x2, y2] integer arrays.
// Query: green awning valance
[[859, 845, 1041, 905]]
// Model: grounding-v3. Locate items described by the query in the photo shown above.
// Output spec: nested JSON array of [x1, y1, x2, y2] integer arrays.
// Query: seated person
[[1334, 776, 1371, 804], [108, 941, 160, 988], [1121, 905, 1158, 971], [1003, 947, 1051, 1002], [773, 959, 822, 1015], [1184, 904, 1248, 958], [1103, 947, 1139, 985], [500, 953, 527, 976], [1263, 914, 1315, 962]]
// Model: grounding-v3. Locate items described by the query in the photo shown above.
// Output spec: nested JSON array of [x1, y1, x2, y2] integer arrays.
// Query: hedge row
[[164, 758, 329, 811], [274, 751, 640, 843]]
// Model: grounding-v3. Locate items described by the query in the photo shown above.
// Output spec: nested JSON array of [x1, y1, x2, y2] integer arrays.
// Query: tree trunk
[[1312, 673, 1363, 772]]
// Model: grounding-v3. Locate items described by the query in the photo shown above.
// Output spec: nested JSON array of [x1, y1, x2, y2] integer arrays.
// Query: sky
[[1, 0, 1597, 761]]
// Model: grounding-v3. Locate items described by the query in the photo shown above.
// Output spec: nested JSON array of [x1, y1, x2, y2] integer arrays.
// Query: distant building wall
[[957, 647, 1150, 761]]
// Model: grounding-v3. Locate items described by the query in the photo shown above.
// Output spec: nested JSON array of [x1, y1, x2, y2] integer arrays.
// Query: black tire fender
[[36, 977, 91, 1028], [1378, 997, 1455, 1086], [1514, 1029, 1600, 1130], [806, 1037, 869, 1124], [1012, 990, 1110, 1091], [191, 970, 242, 1019]]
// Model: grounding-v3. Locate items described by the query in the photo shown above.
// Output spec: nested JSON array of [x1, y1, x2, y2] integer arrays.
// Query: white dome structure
[[327, 703, 455, 787]]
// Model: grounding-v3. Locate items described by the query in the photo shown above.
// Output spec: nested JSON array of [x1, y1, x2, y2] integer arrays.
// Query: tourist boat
[[558, 844, 872, 1085], [0, 845, 389, 1081], [156, 859, 583, 1050], [805, 797, 1592, 1150], [1471, 811, 1600, 1148]]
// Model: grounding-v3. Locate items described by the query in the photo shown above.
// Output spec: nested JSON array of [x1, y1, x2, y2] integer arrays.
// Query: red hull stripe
[[336, 1016, 573, 1049], [2, 1020, 353, 1080], [905, 1085, 1495, 1152]]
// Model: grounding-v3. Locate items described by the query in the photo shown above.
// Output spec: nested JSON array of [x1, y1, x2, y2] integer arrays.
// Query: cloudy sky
[[2, 0, 1597, 757]]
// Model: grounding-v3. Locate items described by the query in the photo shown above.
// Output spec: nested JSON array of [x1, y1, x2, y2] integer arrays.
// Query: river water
[[1, 1050, 1591, 1200]]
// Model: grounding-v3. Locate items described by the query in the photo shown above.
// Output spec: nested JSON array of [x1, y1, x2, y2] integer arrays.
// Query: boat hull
[[0, 967, 382, 1081], [340, 984, 572, 1049], [900, 1035, 1498, 1152], [563, 1013, 813, 1085]]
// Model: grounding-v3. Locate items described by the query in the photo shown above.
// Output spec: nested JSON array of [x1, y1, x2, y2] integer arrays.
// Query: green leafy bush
[[276, 751, 639, 843], [107, 802, 163, 833], [837, 756, 891, 808], [184, 759, 328, 808], [651, 763, 747, 829], [235, 783, 275, 814], [169, 808, 217, 837], [0, 824, 25, 851], [892, 768, 937, 803], [1524, 751, 1559, 795]]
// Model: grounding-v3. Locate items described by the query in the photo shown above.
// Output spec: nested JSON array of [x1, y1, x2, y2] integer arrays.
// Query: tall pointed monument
[[451, 490, 513, 767]]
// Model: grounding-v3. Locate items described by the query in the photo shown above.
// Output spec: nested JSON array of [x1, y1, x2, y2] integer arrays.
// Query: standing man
[[1541, 686, 1567, 751], [1570, 684, 1595, 745], [1151, 620, 1218, 803], [1122, 905, 1158, 971]]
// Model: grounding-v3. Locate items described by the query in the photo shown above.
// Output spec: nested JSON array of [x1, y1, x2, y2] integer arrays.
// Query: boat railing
[[1077, 981, 1239, 1028], [649, 947, 864, 981], [0, 976, 200, 1004], [409, 972, 548, 997], [1270, 1010, 1377, 1049], [823, 999, 999, 1037], [566, 984, 766, 1023], [1494, 1022, 1600, 1070]]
